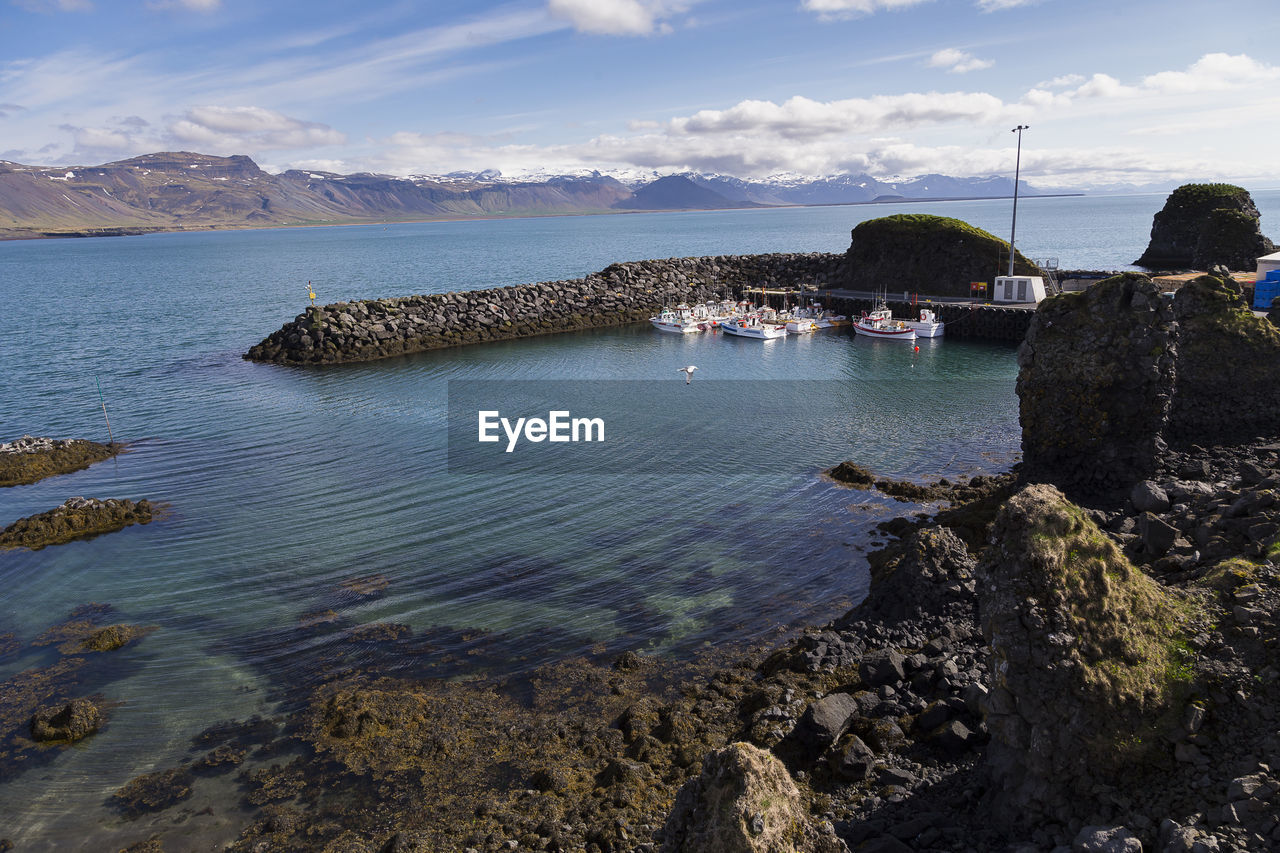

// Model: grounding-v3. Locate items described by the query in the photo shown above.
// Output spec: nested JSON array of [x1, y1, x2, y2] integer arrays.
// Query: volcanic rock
[[1135, 183, 1274, 269]]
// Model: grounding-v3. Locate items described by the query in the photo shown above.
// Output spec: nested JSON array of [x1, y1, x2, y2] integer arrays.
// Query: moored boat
[[650, 305, 702, 333], [853, 305, 917, 341], [902, 308, 944, 338], [721, 315, 787, 339]]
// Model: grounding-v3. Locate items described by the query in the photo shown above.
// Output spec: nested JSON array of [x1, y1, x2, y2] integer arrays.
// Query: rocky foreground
[[0, 435, 119, 487]]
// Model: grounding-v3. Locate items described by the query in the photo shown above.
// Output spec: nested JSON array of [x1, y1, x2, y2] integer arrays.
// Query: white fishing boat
[[902, 307, 944, 338], [650, 305, 702, 334], [853, 304, 917, 341], [721, 314, 787, 339], [785, 316, 817, 334]]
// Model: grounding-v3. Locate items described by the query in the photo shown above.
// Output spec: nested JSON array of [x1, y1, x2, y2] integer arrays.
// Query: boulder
[[790, 692, 858, 754], [661, 742, 843, 853], [1073, 825, 1143, 852]]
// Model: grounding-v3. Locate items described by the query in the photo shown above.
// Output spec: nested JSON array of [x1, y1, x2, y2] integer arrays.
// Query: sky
[[1, 0, 1278, 191]]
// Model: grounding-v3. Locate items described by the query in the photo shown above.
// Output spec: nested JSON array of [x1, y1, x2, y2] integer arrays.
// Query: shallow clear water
[[1, 191, 1273, 847]]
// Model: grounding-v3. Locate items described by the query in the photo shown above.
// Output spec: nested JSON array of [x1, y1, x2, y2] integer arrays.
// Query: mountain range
[[0, 152, 1055, 240]]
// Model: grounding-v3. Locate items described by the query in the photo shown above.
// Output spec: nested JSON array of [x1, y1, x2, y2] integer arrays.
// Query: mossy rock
[[1136, 182, 1274, 268], [0, 438, 119, 487], [841, 214, 1039, 297], [0, 498, 154, 550]]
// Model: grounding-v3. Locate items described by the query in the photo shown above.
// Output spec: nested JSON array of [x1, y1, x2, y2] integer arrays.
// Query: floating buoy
[[914, 345, 920, 353]]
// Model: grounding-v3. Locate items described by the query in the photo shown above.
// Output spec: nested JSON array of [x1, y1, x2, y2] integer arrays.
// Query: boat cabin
[[992, 275, 1047, 304]]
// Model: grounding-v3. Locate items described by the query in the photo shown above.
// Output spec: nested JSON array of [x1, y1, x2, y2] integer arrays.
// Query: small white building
[[1256, 251, 1280, 283], [992, 275, 1048, 304]]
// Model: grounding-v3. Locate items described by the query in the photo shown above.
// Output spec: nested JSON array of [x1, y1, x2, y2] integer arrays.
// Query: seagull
[[678, 365, 697, 384]]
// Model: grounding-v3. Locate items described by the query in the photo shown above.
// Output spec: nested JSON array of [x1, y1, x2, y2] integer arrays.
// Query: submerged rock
[[0, 436, 119, 487], [29, 698, 102, 743], [661, 741, 842, 853], [0, 497, 153, 550]]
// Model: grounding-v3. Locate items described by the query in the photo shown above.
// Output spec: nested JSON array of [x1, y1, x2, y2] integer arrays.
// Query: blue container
[[1254, 287, 1278, 309], [1266, 269, 1280, 283]]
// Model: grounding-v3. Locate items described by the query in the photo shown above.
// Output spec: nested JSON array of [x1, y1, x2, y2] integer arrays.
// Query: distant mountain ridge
[[0, 151, 1053, 240]]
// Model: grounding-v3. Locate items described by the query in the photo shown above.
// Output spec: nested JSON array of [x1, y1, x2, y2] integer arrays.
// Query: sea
[[1, 189, 1277, 849]]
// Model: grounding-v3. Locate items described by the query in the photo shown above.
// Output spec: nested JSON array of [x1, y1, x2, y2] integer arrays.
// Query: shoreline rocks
[[0, 436, 119, 487], [0, 497, 154, 550], [1018, 271, 1280, 501]]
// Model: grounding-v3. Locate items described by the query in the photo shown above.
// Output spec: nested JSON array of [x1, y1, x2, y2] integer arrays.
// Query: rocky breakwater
[[0, 497, 153, 550], [1018, 270, 1280, 499], [0, 435, 119, 487], [244, 252, 845, 365]]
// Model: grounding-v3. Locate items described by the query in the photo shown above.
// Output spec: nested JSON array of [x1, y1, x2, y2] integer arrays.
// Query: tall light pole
[[1008, 124, 1029, 276]]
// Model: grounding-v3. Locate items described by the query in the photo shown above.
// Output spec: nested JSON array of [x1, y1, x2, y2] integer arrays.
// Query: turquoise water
[[0, 191, 1274, 848]]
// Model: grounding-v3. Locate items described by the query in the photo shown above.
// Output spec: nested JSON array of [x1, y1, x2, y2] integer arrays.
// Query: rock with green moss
[[979, 484, 1194, 829], [660, 741, 843, 853], [840, 214, 1039, 297], [1135, 183, 1275, 269], [0, 436, 119, 487], [0, 497, 153, 550]]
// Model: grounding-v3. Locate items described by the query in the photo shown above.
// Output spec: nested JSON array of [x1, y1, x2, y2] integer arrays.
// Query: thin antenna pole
[[1008, 125, 1029, 277], [96, 376, 115, 447]]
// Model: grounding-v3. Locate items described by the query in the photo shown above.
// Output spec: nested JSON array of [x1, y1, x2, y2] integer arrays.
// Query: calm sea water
[[0, 190, 1276, 848]]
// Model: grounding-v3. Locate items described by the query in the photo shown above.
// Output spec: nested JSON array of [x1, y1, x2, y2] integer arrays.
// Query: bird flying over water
[[678, 365, 697, 384]]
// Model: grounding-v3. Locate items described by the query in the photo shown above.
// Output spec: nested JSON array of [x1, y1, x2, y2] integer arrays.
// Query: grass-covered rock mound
[[840, 214, 1038, 297], [1134, 183, 1275, 269], [980, 483, 1194, 828]]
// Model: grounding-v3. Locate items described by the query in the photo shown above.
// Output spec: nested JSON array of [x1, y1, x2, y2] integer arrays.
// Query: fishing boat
[[650, 305, 702, 334], [853, 303, 917, 341], [902, 308, 944, 338], [721, 314, 787, 339]]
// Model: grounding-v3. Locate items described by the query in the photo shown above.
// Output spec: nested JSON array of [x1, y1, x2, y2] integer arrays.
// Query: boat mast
[[1008, 124, 1028, 277]]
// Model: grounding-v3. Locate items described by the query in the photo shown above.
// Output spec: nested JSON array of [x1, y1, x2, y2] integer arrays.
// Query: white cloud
[[1037, 73, 1084, 89], [147, 0, 221, 10], [548, 0, 686, 35], [975, 0, 1035, 11], [801, 0, 932, 18], [667, 91, 1011, 138], [927, 48, 993, 74], [1142, 52, 1280, 94], [14, 0, 92, 11], [168, 106, 345, 151]]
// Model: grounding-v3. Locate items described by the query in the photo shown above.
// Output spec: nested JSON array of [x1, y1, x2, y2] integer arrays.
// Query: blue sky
[[2, 0, 1278, 190]]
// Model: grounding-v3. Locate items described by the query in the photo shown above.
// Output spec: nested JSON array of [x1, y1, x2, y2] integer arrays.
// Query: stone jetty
[[245, 253, 845, 365]]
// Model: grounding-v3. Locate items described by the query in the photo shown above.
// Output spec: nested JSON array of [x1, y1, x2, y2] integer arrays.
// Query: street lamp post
[[1008, 124, 1029, 277]]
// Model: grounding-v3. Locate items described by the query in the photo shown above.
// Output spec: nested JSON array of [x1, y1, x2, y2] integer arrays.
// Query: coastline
[[0, 194, 1084, 244]]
